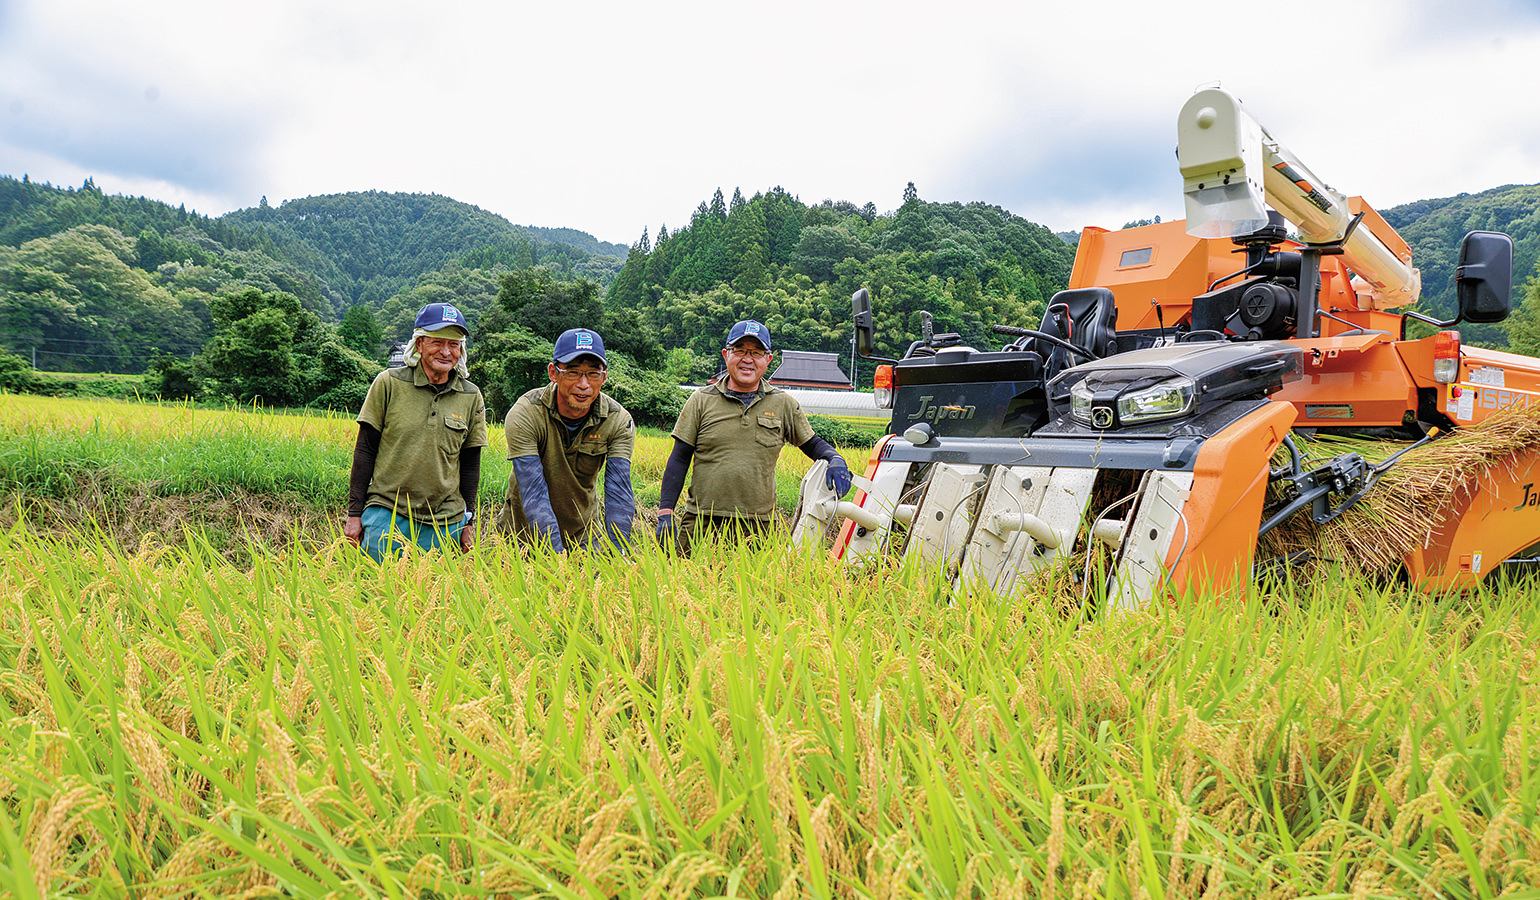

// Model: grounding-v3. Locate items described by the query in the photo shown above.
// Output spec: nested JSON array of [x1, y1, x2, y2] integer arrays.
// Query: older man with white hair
[[345, 303, 488, 561]]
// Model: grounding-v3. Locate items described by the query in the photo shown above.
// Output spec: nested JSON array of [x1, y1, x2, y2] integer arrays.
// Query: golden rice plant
[[3, 521, 1539, 898]]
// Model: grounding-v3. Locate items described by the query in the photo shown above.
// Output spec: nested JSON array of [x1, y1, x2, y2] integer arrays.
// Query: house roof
[[768, 350, 852, 390]]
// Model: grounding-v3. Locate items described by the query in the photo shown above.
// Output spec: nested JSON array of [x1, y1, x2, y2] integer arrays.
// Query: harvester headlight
[[1118, 377, 1195, 424], [1070, 380, 1095, 424], [1070, 376, 1195, 429]]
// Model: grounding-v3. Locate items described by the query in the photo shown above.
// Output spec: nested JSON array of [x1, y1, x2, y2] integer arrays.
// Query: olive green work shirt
[[498, 383, 635, 541], [356, 366, 488, 526], [671, 382, 815, 520]]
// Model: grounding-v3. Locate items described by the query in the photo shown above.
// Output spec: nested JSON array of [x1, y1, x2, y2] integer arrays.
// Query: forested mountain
[[1, 176, 332, 371], [0, 178, 621, 373], [604, 184, 1076, 363], [522, 226, 628, 258], [223, 192, 624, 312], [1383, 184, 1540, 324], [6, 170, 1540, 396]]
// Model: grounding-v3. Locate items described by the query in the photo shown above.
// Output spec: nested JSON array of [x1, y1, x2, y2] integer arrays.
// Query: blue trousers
[[360, 506, 464, 562]]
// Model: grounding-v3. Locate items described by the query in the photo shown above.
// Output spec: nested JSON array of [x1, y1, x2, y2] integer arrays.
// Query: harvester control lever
[[904, 310, 964, 356]]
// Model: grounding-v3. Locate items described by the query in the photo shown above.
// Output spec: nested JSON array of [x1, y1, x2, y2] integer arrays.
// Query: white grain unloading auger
[[792, 87, 1532, 606]]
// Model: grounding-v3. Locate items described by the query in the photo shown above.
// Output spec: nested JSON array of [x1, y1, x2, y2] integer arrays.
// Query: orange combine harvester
[[792, 87, 1534, 606]]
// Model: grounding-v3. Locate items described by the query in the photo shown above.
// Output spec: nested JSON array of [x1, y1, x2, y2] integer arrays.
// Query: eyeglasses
[[553, 366, 607, 385], [726, 348, 771, 361]]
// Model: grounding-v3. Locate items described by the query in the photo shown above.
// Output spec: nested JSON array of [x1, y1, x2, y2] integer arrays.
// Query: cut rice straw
[[1263, 400, 1540, 576]]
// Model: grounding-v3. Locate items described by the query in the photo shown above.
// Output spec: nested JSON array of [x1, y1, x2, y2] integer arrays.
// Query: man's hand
[[655, 511, 677, 544], [459, 521, 476, 552], [345, 515, 363, 547], [825, 457, 853, 497]]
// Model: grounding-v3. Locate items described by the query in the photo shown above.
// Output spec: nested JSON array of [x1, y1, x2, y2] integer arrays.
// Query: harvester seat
[[1040, 287, 1118, 372]]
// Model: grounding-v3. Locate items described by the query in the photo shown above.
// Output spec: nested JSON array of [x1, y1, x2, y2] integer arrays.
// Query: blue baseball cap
[[553, 328, 606, 364], [414, 303, 468, 336], [726, 320, 771, 350]]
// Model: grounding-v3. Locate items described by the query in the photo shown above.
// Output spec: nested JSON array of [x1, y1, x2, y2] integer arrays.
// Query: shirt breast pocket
[[440, 414, 468, 451], [574, 447, 606, 478], [754, 414, 782, 447]]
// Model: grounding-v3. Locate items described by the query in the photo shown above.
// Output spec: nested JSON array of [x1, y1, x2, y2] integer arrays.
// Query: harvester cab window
[[1118, 247, 1154, 268]]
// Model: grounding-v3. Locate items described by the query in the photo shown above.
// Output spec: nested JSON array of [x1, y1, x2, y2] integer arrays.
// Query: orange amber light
[[1433, 331, 1460, 384], [874, 365, 894, 409]]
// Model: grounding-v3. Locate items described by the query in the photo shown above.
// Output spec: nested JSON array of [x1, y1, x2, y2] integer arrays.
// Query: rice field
[[3, 395, 1540, 898], [0, 396, 861, 556]]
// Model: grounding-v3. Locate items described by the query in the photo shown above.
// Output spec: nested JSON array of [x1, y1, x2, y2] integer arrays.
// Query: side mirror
[[1455, 231, 1513, 324], [853, 288, 875, 357]]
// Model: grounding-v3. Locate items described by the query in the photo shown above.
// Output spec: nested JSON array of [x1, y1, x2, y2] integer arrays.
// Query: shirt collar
[[412, 365, 461, 391], [706, 379, 775, 399]]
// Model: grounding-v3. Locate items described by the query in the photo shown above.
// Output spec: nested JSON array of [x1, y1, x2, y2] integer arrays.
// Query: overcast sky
[[4, 0, 1539, 247]]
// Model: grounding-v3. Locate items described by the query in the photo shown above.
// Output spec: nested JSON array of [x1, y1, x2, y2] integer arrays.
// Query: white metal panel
[[1107, 471, 1194, 613], [841, 461, 914, 563], [959, 466, 1096, 597], [904, 463, 984, 575]]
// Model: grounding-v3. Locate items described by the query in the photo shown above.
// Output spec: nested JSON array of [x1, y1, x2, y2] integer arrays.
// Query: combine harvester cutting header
[[792, 87, 1534, 606]]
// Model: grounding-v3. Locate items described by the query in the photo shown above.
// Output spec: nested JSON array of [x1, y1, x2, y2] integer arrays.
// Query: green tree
[[338, 304, 384, 359], [493, 268, 604, 339], [196, 288, 318, 404], [607, 241, 648, 310], [1502, 262, 1540, 357], [305, 337, 380, 411], [144, 352, 199, 400], [3, 224, 205, 372], [791, 226, 872, 283], [600, 348, 700, 428], [724, 200, 769, 292], [0, 349, 64, 395], [601, 306, 665, 369], [466, 326, 554, 421]]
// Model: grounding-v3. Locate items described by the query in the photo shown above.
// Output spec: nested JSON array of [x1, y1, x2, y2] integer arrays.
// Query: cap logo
[[442, 308, 459, 322], [576, 332, 594, 348], [746, 323, 760, 334]]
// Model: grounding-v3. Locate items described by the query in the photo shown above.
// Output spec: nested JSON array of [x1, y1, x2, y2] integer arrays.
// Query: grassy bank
[[2, 527, 1537, 897]]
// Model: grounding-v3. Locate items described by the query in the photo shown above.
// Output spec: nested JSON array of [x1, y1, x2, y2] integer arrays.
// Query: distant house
[[386, 342, 407, 368], [767, 350, 852, 390]]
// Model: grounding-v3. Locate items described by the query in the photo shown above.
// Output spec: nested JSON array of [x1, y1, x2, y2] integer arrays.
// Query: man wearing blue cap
[[655, 319, 851, 553], [496, 328, 637, 552], [346, 302, 488, 561]]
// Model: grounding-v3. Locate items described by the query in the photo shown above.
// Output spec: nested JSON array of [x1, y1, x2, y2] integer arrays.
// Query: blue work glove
[[655, 512, 678, 544], [825, 457, 853, 497]]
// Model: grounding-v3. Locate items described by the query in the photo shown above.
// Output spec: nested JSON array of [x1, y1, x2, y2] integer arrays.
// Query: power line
[[16, 335, 204, 351]]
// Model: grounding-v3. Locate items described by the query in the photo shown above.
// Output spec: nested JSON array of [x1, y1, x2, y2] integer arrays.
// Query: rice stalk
[[1264, 402, 1540, 576]]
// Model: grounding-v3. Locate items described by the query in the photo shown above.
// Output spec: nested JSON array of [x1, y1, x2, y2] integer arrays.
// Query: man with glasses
[[497, 328, 636, 551], [656, 319, 851, 553], [346, 302, 488, 561]]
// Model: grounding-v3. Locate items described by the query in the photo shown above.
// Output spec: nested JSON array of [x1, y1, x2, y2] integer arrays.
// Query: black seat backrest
[[1040, 287, 1118, 371]]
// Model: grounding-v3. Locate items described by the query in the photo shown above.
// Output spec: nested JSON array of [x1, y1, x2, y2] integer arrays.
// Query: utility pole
[[849, 333, 857, 389]]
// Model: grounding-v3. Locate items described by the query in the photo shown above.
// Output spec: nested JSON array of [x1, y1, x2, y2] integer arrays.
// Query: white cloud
[[3, 0, 1539, 243]]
